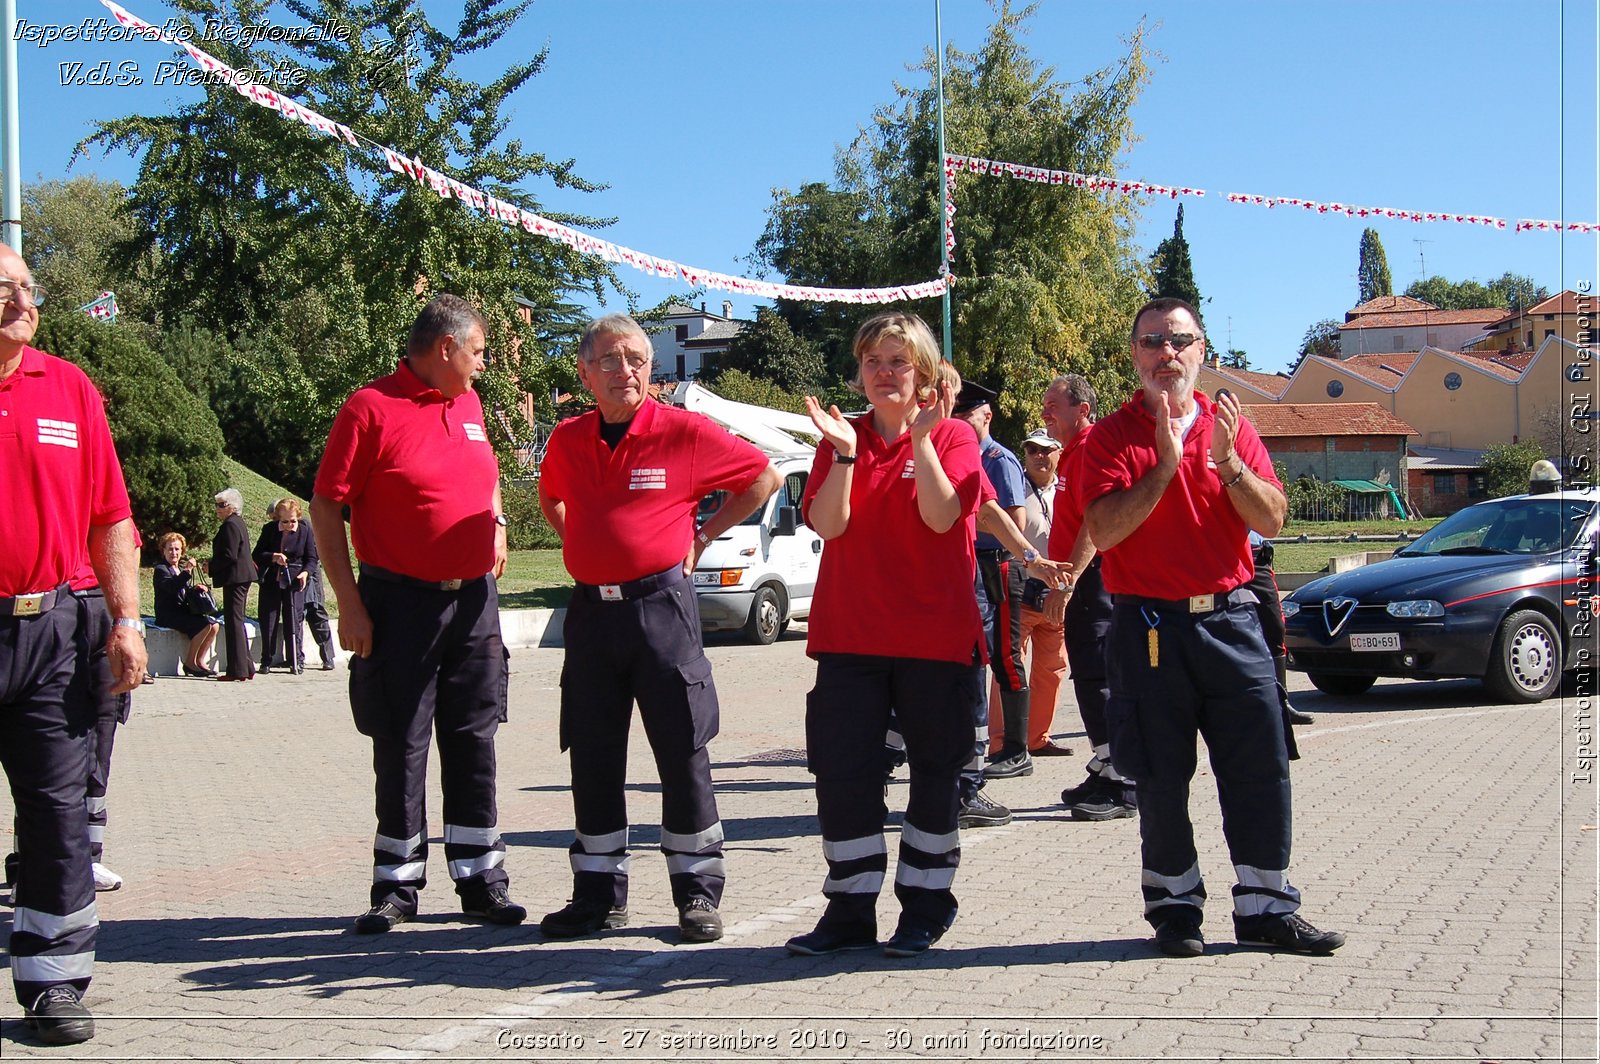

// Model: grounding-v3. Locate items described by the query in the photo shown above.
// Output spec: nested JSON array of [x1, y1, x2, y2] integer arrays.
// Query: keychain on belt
[[1140, 606, 1160, 668]]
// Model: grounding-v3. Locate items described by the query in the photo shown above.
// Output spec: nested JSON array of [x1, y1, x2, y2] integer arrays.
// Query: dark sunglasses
[[1137, 332, 1201, 352]]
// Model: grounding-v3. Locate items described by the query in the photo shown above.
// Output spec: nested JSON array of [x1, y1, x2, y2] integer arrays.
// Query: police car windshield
[[1399, 497, 1595, 557], [697, 491, 764, 527]]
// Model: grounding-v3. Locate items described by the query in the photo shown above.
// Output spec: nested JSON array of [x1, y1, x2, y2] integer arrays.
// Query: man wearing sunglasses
[[1076, 297, 1343, 960], [0, 244, 145, 1043]]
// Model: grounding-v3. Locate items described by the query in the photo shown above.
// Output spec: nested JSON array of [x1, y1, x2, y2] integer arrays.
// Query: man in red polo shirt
[[312, 294, 524, 935], [1077, 296, 1342, 960], [538, 313, 778, 944], [0, 243, 146, 1044]]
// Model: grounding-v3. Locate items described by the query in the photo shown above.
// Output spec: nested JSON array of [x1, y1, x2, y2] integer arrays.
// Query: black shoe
[[1154, 911, 1205, 957], [957, 790, 1013, 828], [289, 666, 304, 675], [1287, 706, 1315, 726], [1234, 912, 1344, 954], [883, 922, 944, 957], [981, 749, 1034, 779], [25, 986, 94, 1045], [785, 923, 878, 956], [460, 884, 526, 925], [1030, 738, 1074, 756], [1071, 785, 1137, 822], [3, 850, 17, 888], [319, 663, 337, 671], [1059, 774, 1100, 806], [678, 897, 724, 943], [540, 898, 628, 938], [354, 902, 410, 934], [181, 663, 216, 678]]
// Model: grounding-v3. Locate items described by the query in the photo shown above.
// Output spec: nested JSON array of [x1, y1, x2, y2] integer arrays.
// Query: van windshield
[[697, 491, 765, 527]]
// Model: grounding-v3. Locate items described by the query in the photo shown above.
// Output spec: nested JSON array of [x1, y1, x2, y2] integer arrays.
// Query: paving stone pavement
[[0, 625, 1594, 1061]]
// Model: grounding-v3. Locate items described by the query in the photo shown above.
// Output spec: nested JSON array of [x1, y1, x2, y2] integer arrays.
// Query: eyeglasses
[[1137, 332, 1201, 352], [1023, 445, 1057, 455], [0, 277, 46, 307], [590, 352, 650, 374]]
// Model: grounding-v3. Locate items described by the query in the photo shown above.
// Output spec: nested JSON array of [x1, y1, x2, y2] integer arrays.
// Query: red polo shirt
[[0, 346, 132, 597], [539, 399, 771, 585], [1076, 390, 1281, 599], [803, 417, 984, 665], [1047, 428, 1090, 562], [314, 359, 499, 582]]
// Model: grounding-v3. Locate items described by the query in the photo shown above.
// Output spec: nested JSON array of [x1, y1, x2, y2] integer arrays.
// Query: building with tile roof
[[1243, 403, 1416, 516]]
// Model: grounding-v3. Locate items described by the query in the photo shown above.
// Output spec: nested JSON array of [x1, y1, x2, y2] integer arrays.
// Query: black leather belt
[[1113, 587, 1259, 614], [576, 565, 685, 603], [0, 583, 71, 618], [976, 547, 1007, 558], [360, 564, 483, 592]]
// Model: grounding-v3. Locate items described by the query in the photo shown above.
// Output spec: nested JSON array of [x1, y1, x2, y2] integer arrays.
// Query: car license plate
[[692, 572, 718, 587], [1349, 632, 1400, 652]]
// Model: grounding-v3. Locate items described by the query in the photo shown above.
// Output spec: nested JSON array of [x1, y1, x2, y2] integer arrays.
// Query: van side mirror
[[774, 506, 798, 537]]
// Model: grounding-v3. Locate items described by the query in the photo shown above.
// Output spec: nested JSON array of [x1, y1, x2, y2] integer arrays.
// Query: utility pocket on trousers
[[1104, 695, 1151, 782], [349, 653, 398, 739], [678, 654, 721, 749]]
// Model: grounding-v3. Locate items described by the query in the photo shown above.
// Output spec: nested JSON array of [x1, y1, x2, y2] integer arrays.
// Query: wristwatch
[[113, 617, 146, 635], [494, 513, 509, 527], [1022, 549, 1040, 565], [696, 529, 713, 547]]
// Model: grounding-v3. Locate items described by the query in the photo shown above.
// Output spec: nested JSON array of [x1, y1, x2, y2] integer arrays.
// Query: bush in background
[[500, 481, 561, 550]]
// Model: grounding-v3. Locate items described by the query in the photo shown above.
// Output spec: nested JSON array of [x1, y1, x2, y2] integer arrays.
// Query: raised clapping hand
[[804, 395, 857, 457], [910, 380, 954, 440], [1211, 388, 1242, 466]]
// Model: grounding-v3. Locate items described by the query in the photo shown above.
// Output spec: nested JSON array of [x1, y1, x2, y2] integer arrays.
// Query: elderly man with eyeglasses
[[0, 244, 145, 1044], [537, 314, 779, 944], [1075, 296, 1343, 960]]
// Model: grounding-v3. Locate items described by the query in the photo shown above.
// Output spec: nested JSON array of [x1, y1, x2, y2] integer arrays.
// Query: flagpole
[[934, 0, 951, 362], [1, 0, 20, 253]]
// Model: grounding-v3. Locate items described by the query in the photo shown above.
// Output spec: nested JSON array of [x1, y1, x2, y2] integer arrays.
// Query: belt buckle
[[1188, 593, 1215, 613], [440, 579, 463, 591], [12, 592, 45, 616], [598, 584, 624, 602]]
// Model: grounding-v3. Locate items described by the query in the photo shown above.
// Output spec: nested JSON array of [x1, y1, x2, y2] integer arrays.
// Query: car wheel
[[1307, 671, 1376, 696], [1484, 609, 1562, 704], [743, 586, 783, 645]]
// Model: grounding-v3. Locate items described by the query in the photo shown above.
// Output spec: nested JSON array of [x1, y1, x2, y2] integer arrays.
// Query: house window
[[1467, 473, 1488, 498], [1430, 472, 1457, 494], [676, 353, 686, 380], [1544, 329, 1555, 340], [1393, 334, 1406, 349], [675, 325, 689, 342], [1326, 380, 1344, 398], [1426, 332, 1439, 346], [1544, 313, 1556, 320], [1443, 372, 1462, 391]]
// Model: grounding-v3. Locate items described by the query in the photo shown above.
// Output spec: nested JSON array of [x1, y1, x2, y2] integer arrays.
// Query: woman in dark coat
[[210, 488, 258, 681], [252, 498, 318, 674], [153, 531, 220, 676]]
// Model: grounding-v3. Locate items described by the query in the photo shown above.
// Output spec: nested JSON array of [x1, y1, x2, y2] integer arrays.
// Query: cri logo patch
[[629, 467, 667, 490], [37, 418, 79, 448], [1322, 597, 1359, 638]]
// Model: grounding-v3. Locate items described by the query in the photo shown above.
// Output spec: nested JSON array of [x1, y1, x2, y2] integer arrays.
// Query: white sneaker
[[91, 863, 123, 892]]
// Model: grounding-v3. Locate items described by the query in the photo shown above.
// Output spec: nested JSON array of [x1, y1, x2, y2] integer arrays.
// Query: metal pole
[[934, 0, 951, 362], [1, 0, 20, 253]]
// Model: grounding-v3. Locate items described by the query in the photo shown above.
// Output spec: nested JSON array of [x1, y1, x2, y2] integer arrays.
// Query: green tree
[[1356, 228, 1392, 304], [1404, 272, 1548, 311], [1289, 318, 1342, 372], [78, 0, 619, 490], [1481, 440, 1547, 498], [21, 177, 160, 336], [33, 312, 229, 553], [1221, 348, 1248, 370], [1149, 203, 1201, 313], [751, 1, 1151, 441], [714, 308, 827, 393], [701, 369, 812, 417]]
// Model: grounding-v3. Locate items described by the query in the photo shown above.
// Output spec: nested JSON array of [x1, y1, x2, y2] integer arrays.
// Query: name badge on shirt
[[463, 422, 487, 442], [901, 459, 916, 479], [38, 418, 79, 448], [629, 467, 667, 490]]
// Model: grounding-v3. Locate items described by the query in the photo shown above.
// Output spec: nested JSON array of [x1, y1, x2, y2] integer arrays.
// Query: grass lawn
[[1273, 517, 1444, 574]]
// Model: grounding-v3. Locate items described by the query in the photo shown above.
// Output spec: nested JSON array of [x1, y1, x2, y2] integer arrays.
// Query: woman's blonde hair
[[274, 498, 303, 520], [848, 311, 942, 401], [157, 532, 187, 555]]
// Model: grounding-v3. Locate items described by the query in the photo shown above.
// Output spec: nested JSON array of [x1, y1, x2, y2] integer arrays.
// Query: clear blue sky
[[17, 0, 1600, 375]]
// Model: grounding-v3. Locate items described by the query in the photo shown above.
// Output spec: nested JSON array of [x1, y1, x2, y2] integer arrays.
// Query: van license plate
[[1350, 633, 1399, 652], [692, 572, 718, 587]]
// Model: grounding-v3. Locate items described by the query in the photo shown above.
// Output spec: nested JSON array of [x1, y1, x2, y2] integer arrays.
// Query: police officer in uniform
[[312, 294, 524, 934], [0, 244, 146, 1043], [1078, 297, 1343, 959], [538, 314, 778, 945]]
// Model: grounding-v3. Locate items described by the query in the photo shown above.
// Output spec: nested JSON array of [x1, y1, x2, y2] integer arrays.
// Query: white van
[[693, 453, 821, 644]]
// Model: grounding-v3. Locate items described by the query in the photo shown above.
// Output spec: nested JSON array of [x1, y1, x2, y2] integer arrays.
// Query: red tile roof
[[1346, 295, 1436, 319], [1338, 307, 1505, 330], [1204, 363, 1291, 398], [1484, 289, 1584, 327], [1330, 353, 1416, 388], [1243, 402, 1417, 439]]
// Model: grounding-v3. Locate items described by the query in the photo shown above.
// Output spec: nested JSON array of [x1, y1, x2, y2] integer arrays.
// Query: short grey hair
[[215, 488, 244, 513], [577, 314, 652, 363], [1048, 373, 1097, 416], [407, 294, 487, 359]]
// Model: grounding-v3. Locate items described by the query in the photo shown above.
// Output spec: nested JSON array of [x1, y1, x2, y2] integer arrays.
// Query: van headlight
[[1386, 600, 1444, 618]]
